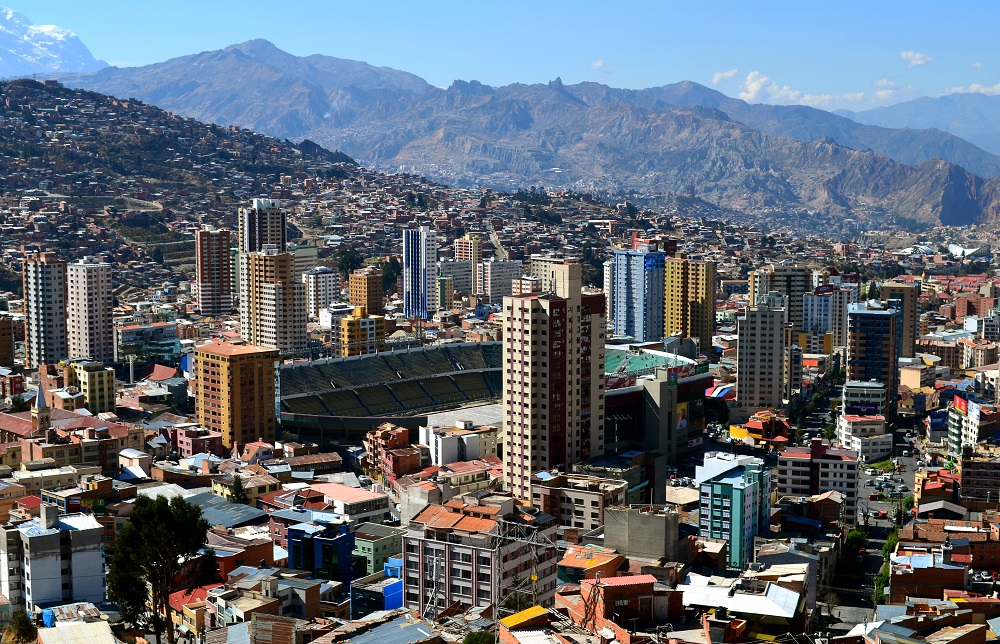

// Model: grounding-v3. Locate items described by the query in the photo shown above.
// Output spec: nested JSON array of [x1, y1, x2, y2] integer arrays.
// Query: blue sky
[[9, 1, 1000, 110]]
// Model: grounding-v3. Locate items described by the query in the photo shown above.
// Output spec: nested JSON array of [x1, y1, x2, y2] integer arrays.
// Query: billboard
[[954, 395, 968, 416], [814, 284, 836, 295], [676, 402, 690, 436], [969, 400, 982, 424], [845, 402, 879, 415]]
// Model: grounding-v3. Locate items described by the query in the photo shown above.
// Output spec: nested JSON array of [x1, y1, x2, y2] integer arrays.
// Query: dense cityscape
[[2, 6, 1000, 644]]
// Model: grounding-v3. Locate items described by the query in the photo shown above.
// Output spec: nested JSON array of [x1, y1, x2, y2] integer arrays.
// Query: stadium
[[278, 342, 502, 446]]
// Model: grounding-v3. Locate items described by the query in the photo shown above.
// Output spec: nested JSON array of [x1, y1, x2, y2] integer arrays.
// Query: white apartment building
[[0, 504, 104, 611], [837, 414, 891, 461], [68, 256, 114, 363], [475, 259, 522, 303], [23, 252, 67, 368], [750, 264, 811, 332], [737, 307, 785, 408], [502, 260, 605, 500], [777, 438, 859, 523], [238, 198, 286, 253], [803, 288, 852, 347], [302, 267, 341, 319], [418, 422, 498, 466]]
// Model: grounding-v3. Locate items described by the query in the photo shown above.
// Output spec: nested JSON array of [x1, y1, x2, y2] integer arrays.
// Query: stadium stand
[[317, 391, 368, 417], [387, 380, 434, 410], [451, 372, 491, 401]]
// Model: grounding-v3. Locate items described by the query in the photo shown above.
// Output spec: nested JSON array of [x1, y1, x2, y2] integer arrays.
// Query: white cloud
[[711, 68, 739, 85], [900, 50, 932, 67], [972, 62, 983, 69], [946, 82, 1000, 95], [875, 89, 898, 102], [875, 78, 896, 89], [738, 70, 864, 108], [739, 71, 771, 101], [590, 59, 613, 74]]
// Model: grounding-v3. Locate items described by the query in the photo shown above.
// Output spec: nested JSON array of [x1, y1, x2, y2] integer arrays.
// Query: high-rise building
[[750, 264, 810, 333], [194, 342, 278, 449], [802, 287, 852, 347], [436, 259, 474, 295], [453, 233, 482, 294], [612, 249, 665, 342], [402, 226, 437, 320], [67, 256, 113, 363], [695, 453, 770, 569], [289, 243, 318, 281], [664, 257, 716, 352], [22, 252, 67, 369], [529, 254, 582, 293], [240, 247, 307, 353], [502, 260, 605, 500], [349, 267, 384, 316], [881, 281, 919, 358], [195, 226, 233, 317], [776, 438, 859, 524], [847, 301, 901, 421], [475, 259, 523, 303], [0, 314, 14, 368], [302, 266, 340, 319], [453, 233, 483, 265], [339, 306, 386, 357], [237, 198, 286, 254], [603, 259, 615, 324], [737, 307, 785, 409]]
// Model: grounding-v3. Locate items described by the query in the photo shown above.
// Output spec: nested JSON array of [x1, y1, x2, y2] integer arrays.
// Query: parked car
[[876, 510, 888, 518], [864, 479, 875, 487], [865, 468, 876, 476], [898, 485, 909, 492], [868, 492, 882, 500]]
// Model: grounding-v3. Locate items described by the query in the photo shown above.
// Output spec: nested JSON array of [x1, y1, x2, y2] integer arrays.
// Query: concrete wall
[[604, 506, 679, 562]]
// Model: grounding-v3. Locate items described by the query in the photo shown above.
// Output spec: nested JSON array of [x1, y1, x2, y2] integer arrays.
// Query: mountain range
[[0, 8, 106, 77], [46, 39, 1000, 227]]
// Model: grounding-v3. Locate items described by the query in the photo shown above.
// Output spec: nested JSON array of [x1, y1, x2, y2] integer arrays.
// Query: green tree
[[229, 474, 250, 505], [151, 246, 165, 265], [108, 496, 218, 644], [3, 610, 36, 644], [823, 425, 837, 441], [382, 256, 402, 294], [336, 247, 363, 279], [882, 529, 899, 558], [845, 529, 867, 557]]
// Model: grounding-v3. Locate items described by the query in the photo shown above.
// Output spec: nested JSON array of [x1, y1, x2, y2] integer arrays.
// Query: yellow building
[[340, 306, 386, 357], [62, 359, 116, 413], [664, 256, 716, 352], [349, 267, 384, 315], [194, 342, 279, 449], [211, 472, 281, 504]]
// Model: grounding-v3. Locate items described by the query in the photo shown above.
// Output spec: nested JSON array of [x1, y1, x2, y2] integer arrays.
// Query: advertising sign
[[954, 395, 968, 416], [969, 400, 981, 424]]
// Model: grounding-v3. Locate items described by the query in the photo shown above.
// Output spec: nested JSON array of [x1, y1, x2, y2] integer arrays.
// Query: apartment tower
[[663, 256, 716, 351], [847, 301, 901, 420], [502, 260, 606, 500], [750, 264, 810, 333], [737, 307, 785, 409], [22, 252, 67, 369], [881, 281, 919, 358], [195, 225, 233, 317], [239, 247, 307, 353], [302, 266, 340, 319], [349, 267, 384, 316], [194, 342, 279, 449], [402, 226, 437, 320], [612, 248, 665, 342]]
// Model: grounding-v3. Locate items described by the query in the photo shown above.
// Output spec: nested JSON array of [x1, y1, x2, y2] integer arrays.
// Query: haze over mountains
[[48, 38, 1000, 227]]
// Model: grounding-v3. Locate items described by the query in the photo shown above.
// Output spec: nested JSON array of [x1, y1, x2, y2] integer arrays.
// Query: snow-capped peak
[[0, 7, 106, 77]]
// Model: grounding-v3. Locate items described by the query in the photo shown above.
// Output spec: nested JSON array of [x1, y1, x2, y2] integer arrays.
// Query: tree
[[823, 425, 837, 441], [336, 247, 363, 279], [229, 474, 250, 505], [108, 496, 218, 644], [845, 529, 867, 557], [882, 529, 899, 558], [3, 610, 36, 644], [822, 592, 840, 622], [381, 256, 402, 294]]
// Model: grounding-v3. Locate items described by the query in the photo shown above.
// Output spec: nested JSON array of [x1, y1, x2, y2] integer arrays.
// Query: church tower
[[31, 382, 50, 437]]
